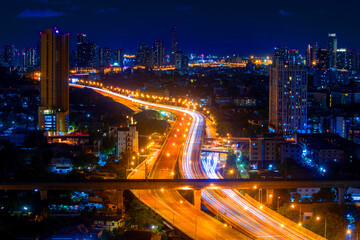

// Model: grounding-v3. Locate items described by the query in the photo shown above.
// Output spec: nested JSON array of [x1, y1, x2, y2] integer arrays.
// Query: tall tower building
[[136, 42, 152, 69], [170, 27, 177, 65], [306, 42, 318, 67], [38, 28, 69, 135], [336, 48, 348, 70], [269, 63, 308, 135], [328, 33, 337, 69], [152, 40, 163, 69]]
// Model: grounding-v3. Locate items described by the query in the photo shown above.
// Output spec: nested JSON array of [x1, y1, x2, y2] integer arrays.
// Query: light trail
[[71, 84, 251, 240], [71, 84, 323, 240]]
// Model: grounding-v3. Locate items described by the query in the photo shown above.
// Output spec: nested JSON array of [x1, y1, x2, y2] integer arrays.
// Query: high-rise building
[[38, 28, 69, 135], [273, 46, 288, 64], [136, 42, 152, 69], [21, 48, 38, 68], [170, 27, 177, 65], [152, 40, 163, 69], [306, 42, 318, 67], [316, 49, 329, 70], [336, 48, 347, 70], [328, 33, 337, 69], [269, 63, 308, 135], [76, 34, 98, 67], [116, 48, 124, 67], [348, 49, 360, 70], [3, 44, 16, 67], [174, 50, 189, 70], [273, 46, 303, 65]]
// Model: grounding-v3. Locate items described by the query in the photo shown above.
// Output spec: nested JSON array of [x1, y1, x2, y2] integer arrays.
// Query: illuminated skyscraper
[[336, 48, 347, 69], [348, 49, 360, 70], [170, 27, 177, 65], [152, 40, 163, 69], [306, 42, 318, 67], [328, 33, 337, 69], [136, 42, 152, 69], [316, 49, 329, 70], [38, 28, 69, 135], [269, 62, 308, 135], [76, 33, 98, 67]]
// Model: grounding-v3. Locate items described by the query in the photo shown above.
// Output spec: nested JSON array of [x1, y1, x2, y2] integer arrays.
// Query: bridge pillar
[[194, 189, 202, 211], [40, 190, 47, 200], [338, 188, 346, 205], [117, 190, 124, 214], [266, 189, 274, 205]]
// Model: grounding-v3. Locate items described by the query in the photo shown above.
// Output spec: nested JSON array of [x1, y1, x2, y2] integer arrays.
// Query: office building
[[170, 27, 177, 65], [116, 48, 124, 67], [76, 33, 98, 67], [174, 50, 189, 70], [269, 63, 308, 135], [273, 46, 302, 65], [336, 48, 347, 70], [152, 40, 163, 69], [38, 28, 69, 135], [3, 44, 16, 67], [136, 42, 152, 68], [316, 49, 329, 70], [306, 42, 318, 67], [328, 33, 337, 69], [273, 46, 288, 64], [348, 49, 360, 70]]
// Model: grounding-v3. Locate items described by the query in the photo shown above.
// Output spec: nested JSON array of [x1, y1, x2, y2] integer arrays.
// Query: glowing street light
[[316, 216, 327, 238]]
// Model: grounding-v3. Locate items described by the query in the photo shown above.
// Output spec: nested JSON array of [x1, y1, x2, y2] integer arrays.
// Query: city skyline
[[1, 0, 360, 55]]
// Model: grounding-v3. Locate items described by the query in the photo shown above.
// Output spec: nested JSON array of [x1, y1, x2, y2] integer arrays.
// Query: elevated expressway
[[75, 84, 252, 240], [71, 84, 325, 240]]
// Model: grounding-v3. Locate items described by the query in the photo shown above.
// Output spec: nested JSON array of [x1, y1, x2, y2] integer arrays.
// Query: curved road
[[72, 84, 324, 240]]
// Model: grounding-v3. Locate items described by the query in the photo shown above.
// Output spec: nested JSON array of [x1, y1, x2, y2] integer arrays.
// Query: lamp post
[[316, 216, 327, 239], [277, 197, 280, 213], [291, 204, 302, 222]]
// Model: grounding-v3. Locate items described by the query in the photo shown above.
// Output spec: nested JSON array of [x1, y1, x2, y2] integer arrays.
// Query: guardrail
[[243, 193, 326, 240]]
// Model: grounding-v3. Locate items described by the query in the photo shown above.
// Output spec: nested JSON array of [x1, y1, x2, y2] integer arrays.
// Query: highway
[[75, 84, 252, 240], [71, 84, 325, 240]]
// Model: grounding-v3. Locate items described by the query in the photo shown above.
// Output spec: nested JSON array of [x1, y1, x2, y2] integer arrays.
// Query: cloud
[[98, 8, 119, 13], [278, 10, 294, 16], [18, 9, 65, 18]]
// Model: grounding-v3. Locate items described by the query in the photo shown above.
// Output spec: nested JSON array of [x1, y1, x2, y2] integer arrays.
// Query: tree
[[278, 157, 298, 179], [72, 152, 99, 170], [293, 193, 302, 203], [279, 205, 301, 223], [312, 188, 336, 203], [124, 198, 163, 231], [308, 205, 347, 240], [224, 149, 237, 179]]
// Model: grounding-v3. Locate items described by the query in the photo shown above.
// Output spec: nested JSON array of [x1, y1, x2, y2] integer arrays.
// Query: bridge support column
[[266, 189, 274, 205], [338, 188, 345, 205], [194, 189, 202, 211], [117, 190, 124, 214], [40, 190, 47, 200]]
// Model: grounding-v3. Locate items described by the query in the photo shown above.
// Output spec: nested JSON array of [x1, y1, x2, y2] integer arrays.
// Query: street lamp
[[291, 204, 302, 222], [316, 216, 327, 239], [277, 197, 280, 213]]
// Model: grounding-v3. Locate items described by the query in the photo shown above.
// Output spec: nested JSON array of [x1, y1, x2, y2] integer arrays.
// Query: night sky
[[1, 0, 360, 56]]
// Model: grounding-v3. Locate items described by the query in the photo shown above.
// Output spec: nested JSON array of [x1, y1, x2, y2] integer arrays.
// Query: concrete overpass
[[1, 179, 358, 211], [0, 179, 359, 191]]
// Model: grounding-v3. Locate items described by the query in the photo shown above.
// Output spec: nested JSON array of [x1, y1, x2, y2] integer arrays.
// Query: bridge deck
[[0, 179, 359, 191]]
